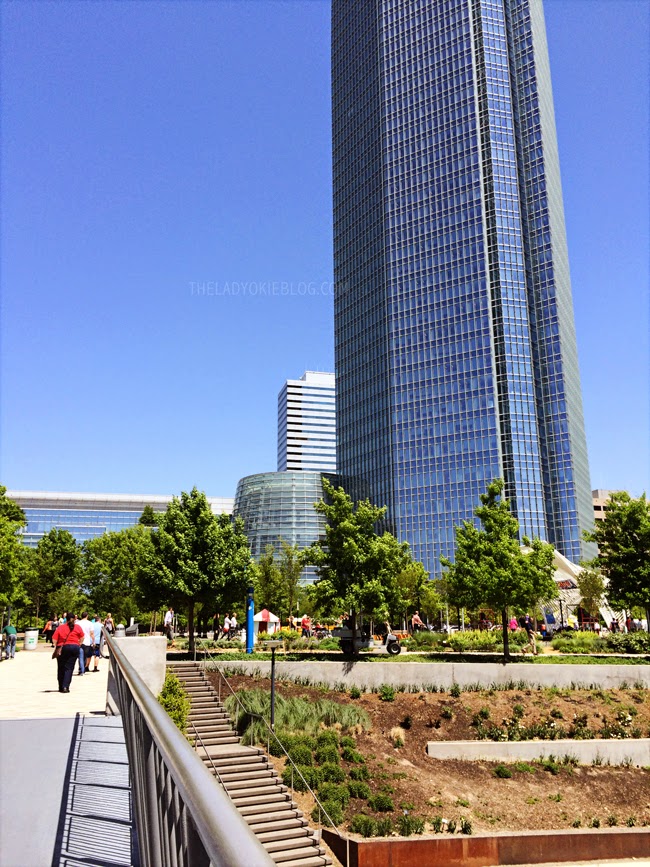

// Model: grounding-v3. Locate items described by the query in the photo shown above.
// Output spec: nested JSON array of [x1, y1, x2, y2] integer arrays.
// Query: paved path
[[0, 642, 109, 719]]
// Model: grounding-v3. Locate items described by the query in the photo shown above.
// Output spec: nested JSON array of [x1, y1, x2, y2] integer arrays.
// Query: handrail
[[195, 637, 345, 842], [105, 630, 274, 867]]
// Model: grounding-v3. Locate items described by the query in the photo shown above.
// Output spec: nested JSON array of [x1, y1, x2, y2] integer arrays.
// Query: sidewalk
[[0, 641, 109, 719]]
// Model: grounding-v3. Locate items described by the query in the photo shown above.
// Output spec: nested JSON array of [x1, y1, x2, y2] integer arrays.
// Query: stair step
[[274, 857, 330, 867], [199, 737, 240, 749], [270, 846, 327, 865], [208, 755, 266, 770], [199, 744, 260, 759], [193, 734, 237, 747], [230, 791, 290, 808], [256, 827, 311, 845], [248, 816, 307, 833], [224, 777, 282, 792], [218, 768, 277, 784], [262, 835, 318, 853], [241, 802, 299, 818]]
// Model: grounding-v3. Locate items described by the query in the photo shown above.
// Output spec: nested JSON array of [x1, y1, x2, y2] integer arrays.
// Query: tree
[[251, 545, 285, 614], [27, 528, 81, 623], [0, 486, 26, 525], [148, 489, 252, 651], [303, 478, 417, 647], [139, 505, 158, 526], [0, 513, 28, 610], [83, 525, 154, 622], [278, 540, 303, 623], [394, 562, 441, 626], [577, 564, 606, 619], [441, 478, 556, 662], [583, 491, 650, 629]]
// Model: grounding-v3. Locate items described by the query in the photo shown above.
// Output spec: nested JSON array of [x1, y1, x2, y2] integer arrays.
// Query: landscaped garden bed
[[207, 670, 650, 839]]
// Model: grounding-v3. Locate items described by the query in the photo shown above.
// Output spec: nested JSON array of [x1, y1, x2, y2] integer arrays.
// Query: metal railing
[[104, 630, 274, 867], [194, 638, 348, 863]]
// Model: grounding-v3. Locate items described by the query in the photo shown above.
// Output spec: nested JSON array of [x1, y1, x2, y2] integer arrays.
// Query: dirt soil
[[212, 673, 650, 836]]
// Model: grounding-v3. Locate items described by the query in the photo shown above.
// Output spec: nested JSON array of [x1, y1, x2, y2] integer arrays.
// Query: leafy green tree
[[441, 478, 556, 662], [0, 486, 26, 524], [0, 508, 28, 610], [303, 478, 417, 646], [278, 540, 303, 623], [83, 525, 154, 622], [139, 505, 158, 526], [27, 528, 81, 623], [577, 564, 606, 619], [394, 562, 441, 626], [584, 491, 650, 629], [251, 545, 285, 614], [147, 489, 252, 651]]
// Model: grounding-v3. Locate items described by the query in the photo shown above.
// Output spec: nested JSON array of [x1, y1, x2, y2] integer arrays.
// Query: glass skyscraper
[[332, 0, 593, 576], [277, 371, 337, 473]]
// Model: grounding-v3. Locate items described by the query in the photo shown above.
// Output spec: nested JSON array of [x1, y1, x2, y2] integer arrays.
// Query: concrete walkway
[[0, 642, 109, 719], [0, 643, 137, 867]]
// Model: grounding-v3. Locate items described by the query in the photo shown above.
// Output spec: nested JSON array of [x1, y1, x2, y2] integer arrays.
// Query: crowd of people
[[49, 611, 113, 693]]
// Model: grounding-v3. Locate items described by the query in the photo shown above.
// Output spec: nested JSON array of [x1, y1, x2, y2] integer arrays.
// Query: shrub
[[431, 815, 443, 833], [450, 683, 462, 697], [348, 780, 371, 799], [446, 819, 457, 833], [459, 816, 473, 835], [590, 817, 600, 828], [340, 735, 356, 749], [606, 815, 618, 827], [319, 782, 350, 808], [441, 707, 453, 720], [316, 730, 339, 749], [158, 670, 191, 734], [572, 819, 582, 828], [312, 799, 343, 827], [349, 686, 362, 699], [317, 636, 341, 651], [349, 814, 377, 837], [369, 793, 395, 812], [379, 684, 396, 702], [376, 817, 393, 836], [396, 814, 424, 836], [493, 764, 512, 778], [513, 762, 537, 774], [606, 633, 650, 654], [315, 745, 340, 766], [349, 765, 370, 781], [320, 762, 346, 783], [288, 744, 313, 766], [626, 816, 637, 827], [282, 764, 321, 792], [341, 746, 365, 763]]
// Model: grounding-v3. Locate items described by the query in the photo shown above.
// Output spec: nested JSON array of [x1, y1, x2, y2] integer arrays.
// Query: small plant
[[319, 782, 350, 809], [513, 762, 536, 774], [459, 816, 473, 835], [540, 757, 561, 776], [626, 816, 637, 827], [550, 708, 564, 719], [456, 798, 470, 808], [396, 814, 425, 836], [606, 815, 618, 826], [525, 797, 539, 805], [390, 727, 405, 748], [450, 682, 462, 697], [349, 814, 376, 837], [316, 730, 339, 749], [376, 817, 393, 836], [311, 799, 343, 827], [320, 762, 346, 783], [340, 735, 356, 749], [446, 819, 457, 833], [548, 793, 563, 803], [441, 707, 453, 720], [592, 754, 603, 766], [379, 684, 396, 702], [368, 793, 395, 812], [341, 746, 365, 763], [494, 764, 513, 779], [431, 815, 443, 833], [478, 706, 491, 720], [399, 801, 415, 811], [513, 704, 524, 719], [590, 817, 600, 828], [400, 714, 413, 729], [282, 764, 321, 792], [315, 745, 340, 766], [288, 744, 313, 766], [572, 819, 582, 828], [349, 686, 362, 699], [158, 670, 191, 734], [349, 765, 370, 781], [348, 780, 371, 799]]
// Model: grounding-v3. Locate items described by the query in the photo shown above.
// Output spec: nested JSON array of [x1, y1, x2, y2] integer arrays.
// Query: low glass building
[[8, 491, 234, 547], [233, 472, 334, 582]]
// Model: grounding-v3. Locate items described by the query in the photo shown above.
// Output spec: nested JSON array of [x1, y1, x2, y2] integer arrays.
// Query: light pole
[[265, 640, 283, 730], [246, 584, 254, 655]]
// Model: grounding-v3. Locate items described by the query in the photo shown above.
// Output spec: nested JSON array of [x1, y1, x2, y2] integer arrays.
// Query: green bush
[[349, 765, 370, 781], [450, 683, 462, 697], [607, 633, 650, 654], [349, 814, 377, 837], [340, 735, 356, 749], [348, 780, 371, 799], [317, 636, 341, 651], [379, 684, 395, 702], [315, 745, 340, 765], [349, 686, 362, 699], [407, 631, 446, 651], [493, 764, 512, 778], [396, 814, 424, 836], [287, 744, 313, 766], [316, 730, 340, 749], [319, 782, 350, 808], [459, 816, 473, 835], [368, 793, 395, 812], [341, 746, 365, 764], [282, 764, 321, 792], [158, 670, 191, 734], [311, 799, 343, 827], [320, 762, 346, 783], [376, 817, 393, 836], [552, 632, 606, 654]]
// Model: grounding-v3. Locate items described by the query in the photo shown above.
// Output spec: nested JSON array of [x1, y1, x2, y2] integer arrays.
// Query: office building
[[592, 489, 615, 523], [277, 371, 336, 472], [8, 491, 234, 547], [233, 472, 334, 581], [332, 0, 593, 576]]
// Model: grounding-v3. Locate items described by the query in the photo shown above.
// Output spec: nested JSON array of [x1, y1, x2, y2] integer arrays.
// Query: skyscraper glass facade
[[332, 0, 593, 576], [277, 372, 337, 473]]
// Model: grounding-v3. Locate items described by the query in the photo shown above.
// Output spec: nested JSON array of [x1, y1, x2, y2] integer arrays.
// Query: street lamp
[[265, 640, 283, 730]]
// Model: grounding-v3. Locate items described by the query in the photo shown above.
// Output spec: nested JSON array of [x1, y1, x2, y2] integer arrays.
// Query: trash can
[[24, 628, 39, 651], [114, 624, 126, 638]]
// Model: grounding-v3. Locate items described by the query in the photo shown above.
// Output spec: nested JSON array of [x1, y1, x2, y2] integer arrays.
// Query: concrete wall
[[107, 635, 167, 714], [208, 659, 650, 690], [425, 738, 650, 766]]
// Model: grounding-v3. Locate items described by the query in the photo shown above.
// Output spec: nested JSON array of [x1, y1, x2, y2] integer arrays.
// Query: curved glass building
[[233, 472, 333, 581]]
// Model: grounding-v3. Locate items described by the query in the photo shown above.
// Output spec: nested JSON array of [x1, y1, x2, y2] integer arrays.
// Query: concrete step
[[255, 827, 311, 845], [193, 734, 238, 748], [218, 768, 277, 784], [270, 846, 328, 864], [262, 835, 317, 853], [248, 816, 307, 834], [230, 791, 290, 808], [223, 777, 282, 793], [198, 736, 240, 749], [199, 744, 259, 760], [207, 754, 266, 770], [240, 802, 299, 819], [273, 857, 330, 867]]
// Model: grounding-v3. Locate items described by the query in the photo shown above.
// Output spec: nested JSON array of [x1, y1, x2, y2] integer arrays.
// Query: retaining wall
[[425, 737, 650, 766], [322, 827, 650, 867], [208, 658, 650, 689], [107, 635, 167, 714]]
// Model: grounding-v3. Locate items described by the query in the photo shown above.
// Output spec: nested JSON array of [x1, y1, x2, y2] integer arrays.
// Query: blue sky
[[1, 0, 648, 500]]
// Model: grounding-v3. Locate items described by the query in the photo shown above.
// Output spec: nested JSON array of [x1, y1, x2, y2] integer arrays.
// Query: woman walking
[[52, 613, 84, 693]]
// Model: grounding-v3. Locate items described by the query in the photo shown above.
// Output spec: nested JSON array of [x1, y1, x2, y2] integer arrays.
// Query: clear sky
[[1, 0, 648, 500]]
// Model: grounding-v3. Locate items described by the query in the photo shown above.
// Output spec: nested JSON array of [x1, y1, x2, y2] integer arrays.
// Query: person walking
[[164, 607, 175, 644], [2, 622, 17, 660], [521, 614, 538, 656], [77, 612, 93, 675], [90, 616, 103, 671], [52, 613, 84, 693], [229, 613, 238, 639]]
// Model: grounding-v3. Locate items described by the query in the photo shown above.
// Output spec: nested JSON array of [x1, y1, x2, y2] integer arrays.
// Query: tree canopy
[[251, 545, 285, 615], [26, 528, 82, 622], [0, 487, 28, 610], [441, 478, 556, 661], [584, 491, 650, 627], [83, 525, 154, 622], [303, 478, 419, 634]]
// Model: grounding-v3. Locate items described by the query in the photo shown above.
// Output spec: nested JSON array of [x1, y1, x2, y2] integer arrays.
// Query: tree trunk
[[502, 607, 510, 664], [188, 601, 195, 654], [646, 606, 650, 634]]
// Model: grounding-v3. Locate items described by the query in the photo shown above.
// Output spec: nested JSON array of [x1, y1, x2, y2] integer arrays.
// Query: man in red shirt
[[52, 613, 84, 693]]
